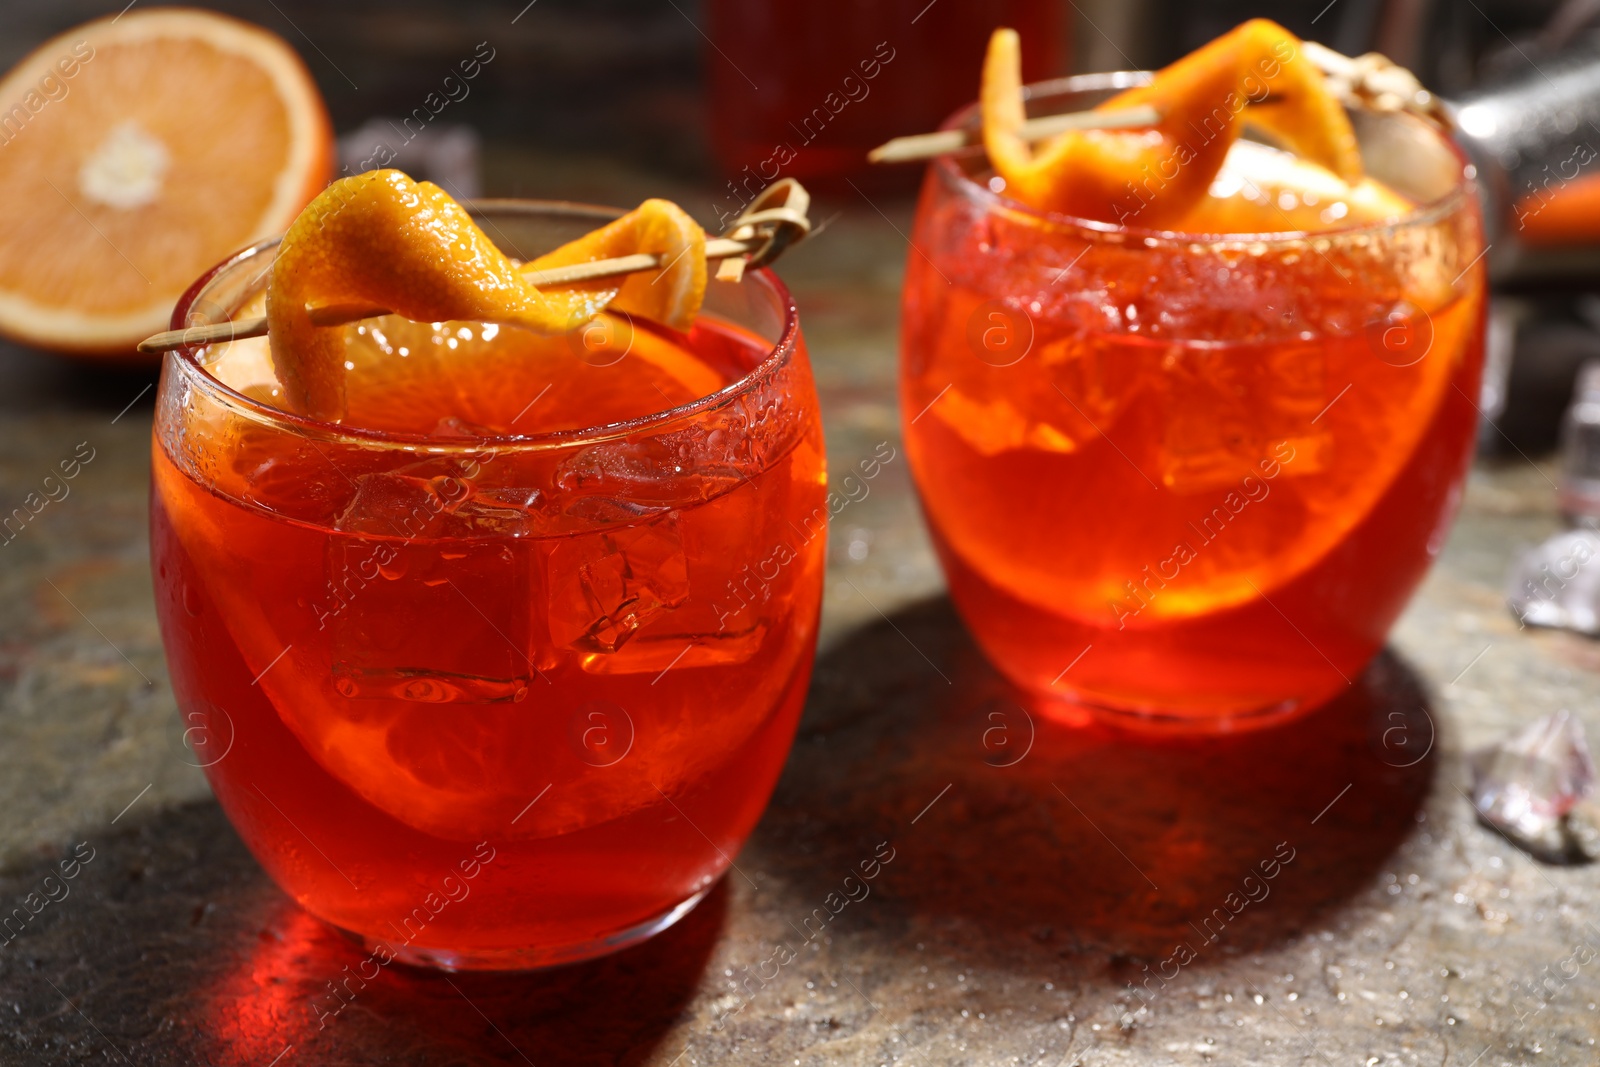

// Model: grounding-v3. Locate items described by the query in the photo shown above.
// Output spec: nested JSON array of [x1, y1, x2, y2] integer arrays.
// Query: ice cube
[[547, 514, 689, 653], [336, 468, 560, 539], [1159, 339, 1328, 491], [1506, 528, 1600, 633], [448, 486, 555, 537], [333, 472, 469, 539], [1471, 710, 1597, 863], [325, 536, 534, 701], [557, 430, 752, 512], [578, 621, 768, 675], [932, 386, 1087, 457]]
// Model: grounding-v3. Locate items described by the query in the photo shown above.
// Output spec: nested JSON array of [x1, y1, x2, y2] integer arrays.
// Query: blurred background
[[3, 0, 1581, 186], [4, 0, 1600, 454], [0, 0, 1574, 177]]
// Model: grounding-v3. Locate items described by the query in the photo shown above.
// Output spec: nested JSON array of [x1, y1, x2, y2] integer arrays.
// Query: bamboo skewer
[[867, 103, 1162, 164], [138, 178, 814, 355], [138, 236, 760, 354], [867, 40, 1441, 168]]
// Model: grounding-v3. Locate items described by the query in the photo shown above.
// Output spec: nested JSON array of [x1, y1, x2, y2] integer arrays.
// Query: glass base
[[344, 886, 712, 972], [1030, 685, 1326, 736]]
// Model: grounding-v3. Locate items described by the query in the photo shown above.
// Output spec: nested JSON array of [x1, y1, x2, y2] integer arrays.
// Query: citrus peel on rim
[[266, 169, 706, 421], [980, 19, 1365, 227]]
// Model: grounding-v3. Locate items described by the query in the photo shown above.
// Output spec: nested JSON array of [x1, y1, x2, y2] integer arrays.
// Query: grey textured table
[[1, 166, 1596, 1066]]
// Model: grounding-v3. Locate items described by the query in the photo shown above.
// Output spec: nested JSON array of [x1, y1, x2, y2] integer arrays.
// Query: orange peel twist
[[267, 169, 706, 420], [981, 19, 1363, 226]]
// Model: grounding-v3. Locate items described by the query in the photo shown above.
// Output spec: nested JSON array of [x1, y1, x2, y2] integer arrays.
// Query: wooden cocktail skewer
[[867, 104, 1162, 164], [867, 41, 1445, 168], [139, 237, 756, 353], [137, 179, 813, 355]]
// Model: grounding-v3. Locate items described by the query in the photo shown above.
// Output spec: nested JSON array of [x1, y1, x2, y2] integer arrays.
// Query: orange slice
[[266, 169, 707, 421], [982, 20, 1365, 227], [0, 8, 332, 358], [1179, 139, 1413, 234]]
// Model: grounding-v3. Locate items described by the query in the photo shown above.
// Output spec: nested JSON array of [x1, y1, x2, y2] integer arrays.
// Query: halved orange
[[0, 8, 332, 358]]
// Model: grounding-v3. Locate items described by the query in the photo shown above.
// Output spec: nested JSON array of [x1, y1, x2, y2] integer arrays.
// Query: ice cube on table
[[1506, 528, 1600, 633], [1557, 360, 1600, 517], [1471, 710, 1597, 863]]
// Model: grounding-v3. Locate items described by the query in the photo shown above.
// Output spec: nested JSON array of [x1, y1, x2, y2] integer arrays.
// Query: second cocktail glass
[[901, 74, 1486, 730]]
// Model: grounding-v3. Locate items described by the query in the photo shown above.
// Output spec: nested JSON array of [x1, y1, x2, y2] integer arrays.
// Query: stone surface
[[2, 172, 1599, 1067]]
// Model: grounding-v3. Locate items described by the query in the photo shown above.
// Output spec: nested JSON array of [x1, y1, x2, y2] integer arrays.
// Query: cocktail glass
[[151, 201, 827, 969], [901, 73, 1486, 731]]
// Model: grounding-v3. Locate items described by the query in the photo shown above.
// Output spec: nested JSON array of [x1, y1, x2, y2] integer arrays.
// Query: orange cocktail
[[901, 35, 1485, 729], [151, 199, 826, 968]]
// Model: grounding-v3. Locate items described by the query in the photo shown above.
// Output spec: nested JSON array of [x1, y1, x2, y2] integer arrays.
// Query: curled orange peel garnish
[[267, 169, 705, 420], [981, 19, 1363, 226]]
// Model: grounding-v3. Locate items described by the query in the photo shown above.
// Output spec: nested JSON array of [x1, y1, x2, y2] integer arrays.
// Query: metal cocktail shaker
[[1449, 42, 1600, 284]]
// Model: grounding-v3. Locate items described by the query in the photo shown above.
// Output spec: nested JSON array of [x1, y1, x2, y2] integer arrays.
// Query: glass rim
[[164, 198, 802, 454], [931, 70, 1479, 247]]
